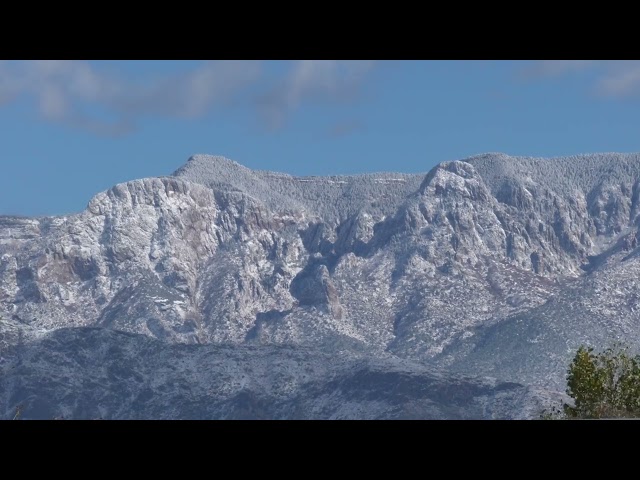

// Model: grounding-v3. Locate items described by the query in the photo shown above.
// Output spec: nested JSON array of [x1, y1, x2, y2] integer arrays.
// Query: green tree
[[562, 344, 640, 419]]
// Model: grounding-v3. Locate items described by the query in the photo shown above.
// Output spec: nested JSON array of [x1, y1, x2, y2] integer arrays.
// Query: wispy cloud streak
[[256, 60, 375, 129], [518, 60, 640, 99], [0, 60, 261, 135]]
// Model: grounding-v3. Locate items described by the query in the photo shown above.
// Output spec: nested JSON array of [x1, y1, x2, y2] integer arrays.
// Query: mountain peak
[[173, 154, 250, 176], [419, 160, 487, 201]]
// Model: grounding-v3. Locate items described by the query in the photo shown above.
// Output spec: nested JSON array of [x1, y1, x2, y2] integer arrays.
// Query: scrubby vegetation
[[543, 344, 640, 419]]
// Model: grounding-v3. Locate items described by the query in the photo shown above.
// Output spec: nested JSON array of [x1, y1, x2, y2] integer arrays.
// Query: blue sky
[[1, 60, 640, 216]]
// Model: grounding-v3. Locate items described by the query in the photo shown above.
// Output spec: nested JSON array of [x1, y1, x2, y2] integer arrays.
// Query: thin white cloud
[[107, 61, 261, 119], [596, 61, 640, 97], [257, 60, 375, 130], [0, 61, 22, 105], [520, 60, 600, 78], [0, 60, 261, 135], [0, 60, 374, 135], [0, 60, 377, 136], [518, 60, 640, 99]]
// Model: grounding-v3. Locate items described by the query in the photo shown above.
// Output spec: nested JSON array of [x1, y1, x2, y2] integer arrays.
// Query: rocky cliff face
[[2, 152, 640, 418]]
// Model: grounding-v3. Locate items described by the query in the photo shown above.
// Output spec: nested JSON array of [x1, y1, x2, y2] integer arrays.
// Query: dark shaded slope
[[0, 327, 556, 419]]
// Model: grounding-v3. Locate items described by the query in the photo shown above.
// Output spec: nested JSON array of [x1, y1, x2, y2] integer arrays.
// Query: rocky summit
[[3, 152, 640, 419]]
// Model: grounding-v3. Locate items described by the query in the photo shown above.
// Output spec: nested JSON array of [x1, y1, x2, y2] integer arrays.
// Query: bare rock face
[[0, 254, 18, 305], [3, 152, 640, 418], [290, 263, 343, 319]]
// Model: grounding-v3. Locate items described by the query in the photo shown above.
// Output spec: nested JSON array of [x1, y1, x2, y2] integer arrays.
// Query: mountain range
[[3, 152, 640, 419]]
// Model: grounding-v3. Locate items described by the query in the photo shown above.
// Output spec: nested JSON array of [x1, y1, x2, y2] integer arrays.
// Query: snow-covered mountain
[[3, 152, 640, 419]]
